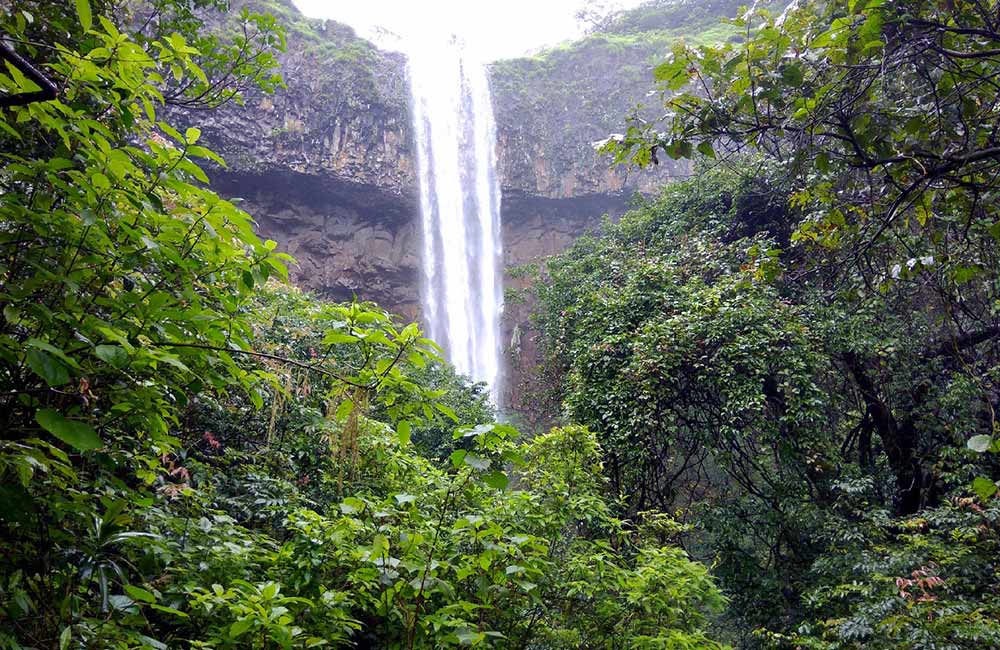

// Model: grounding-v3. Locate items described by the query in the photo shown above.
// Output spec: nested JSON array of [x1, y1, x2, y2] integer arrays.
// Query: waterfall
[[407, 37, 503, 404]]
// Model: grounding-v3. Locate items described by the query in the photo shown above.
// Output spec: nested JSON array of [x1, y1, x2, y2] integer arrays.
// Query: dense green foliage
[[0, 2, 725, 649], [534, 165, 1000, 647], [533, 0, 1000, 647]]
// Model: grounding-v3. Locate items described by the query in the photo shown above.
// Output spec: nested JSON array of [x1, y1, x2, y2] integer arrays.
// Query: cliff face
[[196, 1, 415, 194], [211, 170, 422, 317], [185, 0, 736, 410], [490, 34, 686, 200], [171, 1, 422, 313], [488, 0, 747, 200]]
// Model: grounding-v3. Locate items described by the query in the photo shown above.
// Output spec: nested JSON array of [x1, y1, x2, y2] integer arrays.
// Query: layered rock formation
[[211, 170, 422, 317], [491, 36, 683, 200], [174, 0, 422, 312]]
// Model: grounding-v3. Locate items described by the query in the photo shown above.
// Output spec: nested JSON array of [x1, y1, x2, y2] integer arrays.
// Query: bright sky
[[292, 0, 645, 60]]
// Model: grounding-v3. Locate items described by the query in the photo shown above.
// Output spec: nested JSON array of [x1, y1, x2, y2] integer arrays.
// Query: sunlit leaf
[[75, 0, 91, 30]]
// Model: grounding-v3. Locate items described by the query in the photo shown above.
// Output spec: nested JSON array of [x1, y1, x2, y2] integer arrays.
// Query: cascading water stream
[[407, 36, 503, 404]]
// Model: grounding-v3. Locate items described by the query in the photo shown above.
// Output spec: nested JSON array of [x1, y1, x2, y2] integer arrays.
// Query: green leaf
[[435, 403, 458, 422], [28, 339, 80, 369], [482, 470, 509, 490], [323, 331, 360, 345], [75, 0, 92, 31], [340, 496, 365, 514], [97, 15, 118, 38], [136, 636, 168, 650], [124, 585, 156, 604], [185, 127, 201, 144], [463, 454, 491, 471], [230, 617, 254, 638], [141, 95, 156, 121], [36, 409, 102, 451], [92, 172, 111, 191], [95, 344, 128, 369], [972, 476, 998, 501], [967, 435, 992, 453], [454, 629, 483, 645], [158, 122, 184, 144], [397, 420, 412, 444], [26, 349, 70, 386], [59, 626, 72, 650], [653, 56, 691, 90], [187, 145, 227, 167], [455, 424, 482, 440], [334, 399, 353, 421], [149, 604, 188, 618]]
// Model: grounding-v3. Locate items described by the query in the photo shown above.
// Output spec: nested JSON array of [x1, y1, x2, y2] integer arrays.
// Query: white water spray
[[407, 37, 503, 403]]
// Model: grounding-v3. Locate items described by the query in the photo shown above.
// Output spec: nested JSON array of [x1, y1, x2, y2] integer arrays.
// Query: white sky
[[292, 0, 646, 60]]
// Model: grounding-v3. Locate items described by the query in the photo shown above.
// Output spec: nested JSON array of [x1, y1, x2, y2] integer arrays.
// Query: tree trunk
[[842, 352, 926, 515]]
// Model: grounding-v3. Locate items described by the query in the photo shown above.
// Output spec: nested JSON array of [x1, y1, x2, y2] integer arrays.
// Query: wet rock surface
[[211, 170, 422, 320]]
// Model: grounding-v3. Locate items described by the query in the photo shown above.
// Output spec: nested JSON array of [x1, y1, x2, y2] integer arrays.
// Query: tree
[[598, 0, 1000, 516], [532, 158, 1000, 641]]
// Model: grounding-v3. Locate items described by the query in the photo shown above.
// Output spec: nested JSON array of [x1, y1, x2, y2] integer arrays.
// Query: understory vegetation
[[535, 0, 1000, 647], [2, 0, 1000, 649]]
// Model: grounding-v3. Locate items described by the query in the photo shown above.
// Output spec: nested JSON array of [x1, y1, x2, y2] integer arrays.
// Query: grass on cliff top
[[491, 21, 738, 82], [596, 0, 746, 35], [489, 0, 794, 76], [245, 0, 378, 65], [491, 2, 743, 80]]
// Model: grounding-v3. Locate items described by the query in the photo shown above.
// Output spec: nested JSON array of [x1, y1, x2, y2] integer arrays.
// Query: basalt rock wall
[[172, 1, 422, 314]]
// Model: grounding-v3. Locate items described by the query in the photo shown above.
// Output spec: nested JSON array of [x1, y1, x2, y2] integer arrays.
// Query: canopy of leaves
[[533, 1, 1000, 645], [532, 156, 1000, 646]]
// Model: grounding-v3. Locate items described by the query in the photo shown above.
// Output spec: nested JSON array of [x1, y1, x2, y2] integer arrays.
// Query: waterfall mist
[[407, 37, 504, 404]]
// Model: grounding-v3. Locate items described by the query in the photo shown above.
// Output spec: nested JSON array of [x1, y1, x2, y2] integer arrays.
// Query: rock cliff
[[491, 35, 683, 200], [193, 1, 415, 194], [171, 0, 423, 315]]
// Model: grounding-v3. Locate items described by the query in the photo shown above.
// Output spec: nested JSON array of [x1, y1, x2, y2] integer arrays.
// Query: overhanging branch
[[0, 40, 57, 107]]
